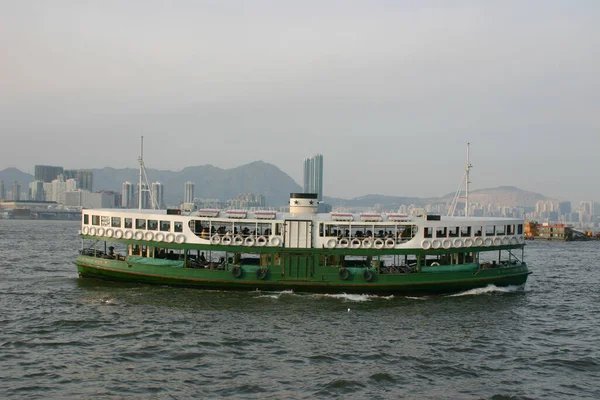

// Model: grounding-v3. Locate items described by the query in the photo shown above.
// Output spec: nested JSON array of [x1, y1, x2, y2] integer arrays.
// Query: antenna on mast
[[447, 142, 473, 217], [138, 136, 157, 210], [465, 142, 473, 217]]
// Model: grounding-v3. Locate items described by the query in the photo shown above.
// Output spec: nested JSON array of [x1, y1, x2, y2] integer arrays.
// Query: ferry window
[[460, 226, 472, 237], [148, 220, 158, 231], [92, 215, 100, 226], [257, 223, 272, 236], [136, 219, 146, 230], [518, 224, 523, 235], [507, 225, 515, 235], [124, 218, 132, 229], [111, 217, 121, 228], [435, 227, 447, 238], [275, 223, 282, 236], [474, 226, 483, 237], [84, 214, 89, 224], [174, 221, 183, 233], [485, 226, 495, 236], [496, 225, 506, 235], [448, 227, 459, 237], [160, 221, 171, 232], [424, 227, 433, 239]]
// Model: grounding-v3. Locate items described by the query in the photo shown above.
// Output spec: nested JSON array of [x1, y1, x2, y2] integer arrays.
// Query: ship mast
[[465, 142, 473, 217], [138, 136, 157, 210]]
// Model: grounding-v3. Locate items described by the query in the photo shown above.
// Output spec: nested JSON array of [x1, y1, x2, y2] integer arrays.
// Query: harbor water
[[1, 220, 599, 399]]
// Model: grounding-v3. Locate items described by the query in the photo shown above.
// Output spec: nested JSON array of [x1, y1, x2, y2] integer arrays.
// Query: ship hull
[[74, 255, 530, 295]]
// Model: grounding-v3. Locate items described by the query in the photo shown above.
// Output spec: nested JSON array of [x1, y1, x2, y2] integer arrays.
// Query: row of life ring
[[210, 234, 281, 247], [421, 236, 523, 249], [326, 237, 395, 249], [81, 226, 185, 244]]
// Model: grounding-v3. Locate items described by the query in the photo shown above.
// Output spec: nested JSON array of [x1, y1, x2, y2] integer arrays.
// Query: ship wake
[[448, 284, 526, 297]]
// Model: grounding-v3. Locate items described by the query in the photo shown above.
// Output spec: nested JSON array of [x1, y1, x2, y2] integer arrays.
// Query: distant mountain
[[0, 168, 34, 189], [439, 186, 550, 208], [90, 161, 302, 206]]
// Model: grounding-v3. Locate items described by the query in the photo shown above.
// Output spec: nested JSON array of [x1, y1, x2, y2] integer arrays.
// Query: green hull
[[74, 255, 530, 295]]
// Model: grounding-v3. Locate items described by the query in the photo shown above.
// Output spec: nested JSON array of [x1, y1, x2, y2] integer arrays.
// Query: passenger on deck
[[199, 252, 207, 264], [107, 246, 115, 259]]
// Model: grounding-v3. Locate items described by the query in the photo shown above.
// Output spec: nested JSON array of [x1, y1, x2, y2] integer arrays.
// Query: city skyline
[[1, 2, 598, 203]]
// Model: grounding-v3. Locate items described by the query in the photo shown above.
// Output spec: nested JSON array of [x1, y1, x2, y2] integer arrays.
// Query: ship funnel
[[290, 193, 318, 215]]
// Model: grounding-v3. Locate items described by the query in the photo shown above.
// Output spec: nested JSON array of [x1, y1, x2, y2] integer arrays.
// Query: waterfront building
[[42, 182, 53, 202], [65, 190, 115, 209], [35, 165, 64, 183], [77, 170, 94, 192], [10, 181, 21, 201], [228, 192, 267, 209], [29, 180, 44, 201], [152, 182, 164, 209], [303, 154, 323, 201], [63, 169, 78, 180], [0, 180, 5, 199], [184, 181, 195, 204], [121, 181, 134, 208]]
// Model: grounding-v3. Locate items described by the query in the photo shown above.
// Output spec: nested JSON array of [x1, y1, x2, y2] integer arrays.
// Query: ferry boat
[[74, 192, 530, 295]]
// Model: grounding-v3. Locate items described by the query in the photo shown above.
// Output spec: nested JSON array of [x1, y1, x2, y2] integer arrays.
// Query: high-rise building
[[184, 181, 195, 204], [34, 165, 64, 182], [63, 169, 78, 179], [0, 180, 5, 199], [77, 170, 94, 191], [303, 154, 323, 201], [121, 181, 134, 208], [10, 181, 21, 201], [152, 182, 164, 209], [29, 180, 45, 201]]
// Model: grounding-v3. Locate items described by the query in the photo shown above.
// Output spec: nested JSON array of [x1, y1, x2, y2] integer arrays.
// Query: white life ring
[[89, 226, 96, 236], [502, 236, 510, 245], [82, 226, 89, 235], [351, 238, 361, 249], [421, 239, 432, 250], [175, 234, 185, 244], [244, 236, 255, 246], [474, 237, 484, 247], [233, 235, 244, 246], [385, 238, 396, 249], [453, 238, 463, 248], [114, 229, 123, 239], [166, 233, 175, 243], [256, 236, 268, 247], [374, 238, 385, 249], [144, 231, 154, 241], [510, 237, 519, 245], [210, 234, 221, 245], [338, 238, 349, 248], [493, 237, 502, 246], [432, 239, 441, 249], [154, 232, 164, 242], [361, 238, 372, 249], [442, 239, 452, 249], [105, 228, 114, 238], [97, 227, 105, 236], [431, 262, 440, 267], [124, 230, 133, 239], [463, 238, 473, 247], [326, 238, 337, 249], [484, 237, 493, 247], [269, 236, 282, 247], [135, 231, 144, 240], [221, 235, 232, 245]]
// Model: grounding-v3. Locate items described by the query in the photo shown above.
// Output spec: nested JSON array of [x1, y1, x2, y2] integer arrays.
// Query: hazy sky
[[1, 1, 598, 202]]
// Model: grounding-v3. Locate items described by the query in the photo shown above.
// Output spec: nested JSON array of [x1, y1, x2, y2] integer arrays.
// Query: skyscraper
[[10, 181, 21, 201], [184, 181, 195, 204], [77, 170, 94, 191], [0, 180, 5, 199], [121, 181, 134, 208], [303, 154, 323, 201], [34, 165, 64, 182], [152, 182, 164, 209], [29, 180, 44, 201]]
